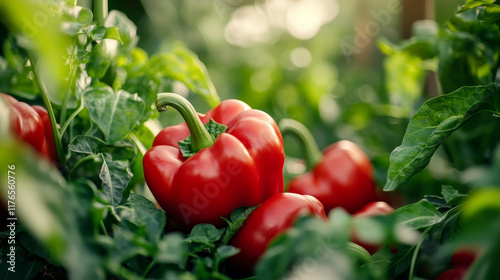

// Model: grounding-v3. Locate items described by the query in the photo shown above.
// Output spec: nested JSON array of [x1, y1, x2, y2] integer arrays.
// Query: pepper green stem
[[28, 52, 66, 166], [279, 118, 323, 171], [156, 93, 215, 152], [93, 0, 108, 27], [346, 241, 372, 264]]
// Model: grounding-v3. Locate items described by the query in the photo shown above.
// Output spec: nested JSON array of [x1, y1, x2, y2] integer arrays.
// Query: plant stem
[[28, 52, 66, 165], [279, 118, 323, 170], [156, 93, 215, 152], [409, 227, 431, 280], [142, 261, 156, 278], [346, 241, 372, 264], [59, 96, 84, 137], [93, 0, 108, 27]]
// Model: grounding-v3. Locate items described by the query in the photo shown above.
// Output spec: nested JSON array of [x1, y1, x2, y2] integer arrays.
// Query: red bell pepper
[[437, 247, 479, 280], [351, 201, 395, 254], [1, 93, 57, 162], [228, 192, 327, 274], [280, 118, 378, 214], [143, 93, 285, 230]]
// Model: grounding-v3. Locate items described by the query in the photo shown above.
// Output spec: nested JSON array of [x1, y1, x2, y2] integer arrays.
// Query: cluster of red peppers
[[143, 93, 393, 274]]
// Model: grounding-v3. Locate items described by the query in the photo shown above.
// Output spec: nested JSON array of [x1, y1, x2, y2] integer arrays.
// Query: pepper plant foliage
[[383, 0, 500, 191], [1, 0, 500, 279]]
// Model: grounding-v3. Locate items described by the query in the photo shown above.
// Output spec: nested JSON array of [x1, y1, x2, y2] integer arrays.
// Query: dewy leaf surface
[[384, 84, 500, 191], [85, 87, 145, 143]]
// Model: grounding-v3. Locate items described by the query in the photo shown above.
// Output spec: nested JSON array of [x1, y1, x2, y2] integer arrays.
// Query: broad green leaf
[[155, 233, 188, 266], [215, 246, 240, 261], [384, 84, 500, 191], [221, 206, 258, 245], [61, 6, 93, 35], [105, 10, 138, 48], [91, 26, 123, 44], [0, 246, 44, 280], [393, 199, 442, 229], [186, 224, 225, 246], [459, 0, 497, 12], [0, 140, 104, 280], [110, 224, 151, 262], [122, 72, 161, 122], [68, 135, 136, 161], [85, 87, 145, 143], [99, 155, 133, 206], [478, 4, 500, 25], [147, 43, 221, 107], [118, 193, 167, 243], [86, 38, 119, 79], [441, 185, 467, 206], [0, 0, 71, 106]]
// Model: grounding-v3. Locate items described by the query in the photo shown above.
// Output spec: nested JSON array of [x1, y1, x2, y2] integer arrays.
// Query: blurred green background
[[0, 0, 466, 203]]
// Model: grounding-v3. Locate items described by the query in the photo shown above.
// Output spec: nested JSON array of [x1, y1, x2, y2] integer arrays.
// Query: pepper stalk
[[156, 93, 216, 153], [28, 53, 66, 165], [279, 118, 323, 171]]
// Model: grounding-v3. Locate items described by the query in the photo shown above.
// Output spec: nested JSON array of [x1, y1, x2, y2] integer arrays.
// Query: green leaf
[[92, 26, 123, 44], [118, 193, 167, 243], [186, 224, 225, 247], [0, 245, 44, 280], [459, 0, 497, 12], [478, 4, 500, 25], [104, 10, 138, 48], [122, 73, 161, 122], [85, 87, 145, 143], [68, 135, 136, 161], [384, 84, 500, 191], [99, 155, 133, 207], [155, 233, 188, 267], [146, 42, 221, 107], [393, 199, 442, 230], [179, 119, 227, 158], [0, 140, 104, 280], [441, 185, 467, 206], [86, 38, 119, 79], [221, 206, 258, 245], [215, 246, 240, 261]]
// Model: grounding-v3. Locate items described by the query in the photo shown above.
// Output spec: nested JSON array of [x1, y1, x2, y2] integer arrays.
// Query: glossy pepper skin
[[1, 93, 57, 161], [143, 94, 285, 231], [280, 119, 378, 214], [228, 193, 327, 274], [352, 201, 395, 254]]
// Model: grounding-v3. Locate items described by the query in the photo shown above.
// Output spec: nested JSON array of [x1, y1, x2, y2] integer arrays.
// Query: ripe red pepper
[[228, 193, 327, 274], [280, 119, 378, 214], [437, 247, 479, 280], [143, 93, 285, 230], [1, 93, 57, 162], [351, 201, 395, 254]]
